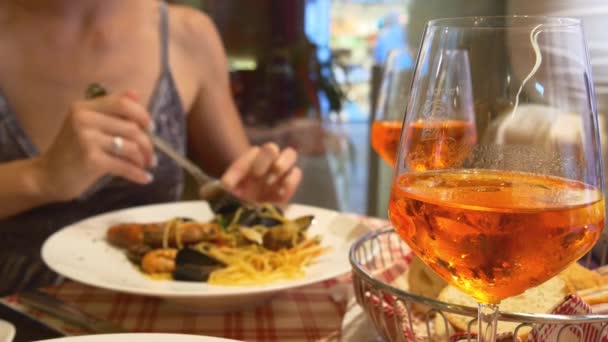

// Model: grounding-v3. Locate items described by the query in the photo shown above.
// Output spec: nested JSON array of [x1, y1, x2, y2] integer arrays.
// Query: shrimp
[[141, 248, 177, 274], [107, 221, 221, 249], [106, 223, 149, 249], [144, 222, 221, 248]]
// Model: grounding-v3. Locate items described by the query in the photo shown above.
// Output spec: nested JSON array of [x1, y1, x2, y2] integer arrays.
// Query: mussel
[[209, 194, 242, 216], [172, 248, 226, 282], [258, 216, 283, 227], [212, 198, 289, 226], [292, 215, 314, 230], [238, 208, 282, 227], [262, 215, 314, 250], [237, 205, 287, 227]]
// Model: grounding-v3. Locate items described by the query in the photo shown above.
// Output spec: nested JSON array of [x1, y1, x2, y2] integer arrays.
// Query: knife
[[18, 290, 126, 334], [0, 302, 65, 340]]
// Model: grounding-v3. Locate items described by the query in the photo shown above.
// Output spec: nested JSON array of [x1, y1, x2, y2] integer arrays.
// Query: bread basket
[[349, 227, 608, 341]]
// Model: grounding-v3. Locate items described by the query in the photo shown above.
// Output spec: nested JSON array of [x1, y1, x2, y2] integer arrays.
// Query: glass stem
[[477, 303, 499, 342]]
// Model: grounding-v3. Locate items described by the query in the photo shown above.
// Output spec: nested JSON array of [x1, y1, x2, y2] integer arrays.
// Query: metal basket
[[349, 227, 608, 341]]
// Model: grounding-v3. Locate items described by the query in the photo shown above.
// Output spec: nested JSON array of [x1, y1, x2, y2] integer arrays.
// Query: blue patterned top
[[0, 2, 186, 295]]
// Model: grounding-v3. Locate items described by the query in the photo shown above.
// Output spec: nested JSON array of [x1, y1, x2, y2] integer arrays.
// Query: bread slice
[[434, 312, 456, 341], [578, 284, 608, 305], [559, 262, 608, 305], [560, 262, 606, 292], [407, 256, 448, 312], [437, 276, 567, 339]]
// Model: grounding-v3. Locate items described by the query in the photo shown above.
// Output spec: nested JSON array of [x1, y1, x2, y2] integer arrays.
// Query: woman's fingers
[[99, 149, 153, 185], [268, 147, 297, 185], [221, 144, 301, 203], [99, 133, 147, 169], [37, 90, 157, 201], [221, 146, 260, 189], [222, 143, 286, 188], [91, 110, 154, 167], [274, 166, 302, 203], [83, 92, 152, 131], [251, 143, 280, 178]]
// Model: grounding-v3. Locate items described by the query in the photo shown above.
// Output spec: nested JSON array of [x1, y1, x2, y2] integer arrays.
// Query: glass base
[[478, 303, 499, 342]]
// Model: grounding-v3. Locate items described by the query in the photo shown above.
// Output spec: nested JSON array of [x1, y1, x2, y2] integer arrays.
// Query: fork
[[85, 83, 255, 213]]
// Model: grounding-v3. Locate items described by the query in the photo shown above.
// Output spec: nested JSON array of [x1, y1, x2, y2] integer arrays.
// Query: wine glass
[[371, 48, 414, 166], [388, 16, 605, 342]]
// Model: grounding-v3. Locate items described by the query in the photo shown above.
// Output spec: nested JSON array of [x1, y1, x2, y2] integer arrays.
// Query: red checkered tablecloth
[[0, 215, 390, 342]]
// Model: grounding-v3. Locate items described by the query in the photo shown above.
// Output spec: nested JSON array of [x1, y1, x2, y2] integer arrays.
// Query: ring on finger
[[265, 173, 278, 186], [111, 136, 124, 156]]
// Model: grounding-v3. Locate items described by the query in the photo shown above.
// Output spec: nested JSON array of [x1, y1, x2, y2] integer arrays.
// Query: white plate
[[42, 201, 367, 311], [38, 333, 239, 342], [0, 319, 15, 342]]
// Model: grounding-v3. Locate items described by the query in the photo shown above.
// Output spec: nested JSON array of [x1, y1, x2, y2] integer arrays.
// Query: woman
[[0, 0, 301, 295]]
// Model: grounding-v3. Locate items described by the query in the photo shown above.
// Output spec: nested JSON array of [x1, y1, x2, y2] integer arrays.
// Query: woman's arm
[[177, 8, 302, 203], [0, 93, 155, 220], [180, 10, 249, 177], [0, 158, 51, 218]]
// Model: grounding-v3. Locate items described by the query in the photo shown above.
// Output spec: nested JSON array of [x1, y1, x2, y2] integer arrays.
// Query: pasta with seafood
[[106, 204, 327, 285]]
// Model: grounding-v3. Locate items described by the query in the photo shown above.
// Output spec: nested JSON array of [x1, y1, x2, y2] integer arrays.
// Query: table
[[0, 216, 389, 342]]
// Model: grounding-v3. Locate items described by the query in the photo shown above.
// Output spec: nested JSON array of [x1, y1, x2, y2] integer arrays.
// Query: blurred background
[[172, 0, 508, 217]]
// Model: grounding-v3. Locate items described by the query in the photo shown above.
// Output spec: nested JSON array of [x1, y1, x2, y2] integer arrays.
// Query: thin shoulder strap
[[159, 1, 170, 71]]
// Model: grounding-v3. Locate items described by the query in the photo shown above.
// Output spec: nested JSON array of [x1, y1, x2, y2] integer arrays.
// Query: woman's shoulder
[[166, 3, 229, 92], [167, 4, 221, 55]]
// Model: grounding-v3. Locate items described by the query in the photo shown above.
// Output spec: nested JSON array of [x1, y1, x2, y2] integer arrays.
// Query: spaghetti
[[106, 204, 326, 286], [199, 237, 326, 285]]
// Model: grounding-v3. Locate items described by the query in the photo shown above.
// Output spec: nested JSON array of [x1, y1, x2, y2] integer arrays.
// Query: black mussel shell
[[238, 210, 281, 227], [238, 207, 284, 227], [261, 215, 314, 250], [259, 216, 283, 227], [209, 194, 242, 215], [173, 248, 225, 282], [176, 247, 222, 266], [173, 264, 214, 282], [258, 204, 283, 216], [237, 208, 260, 226]]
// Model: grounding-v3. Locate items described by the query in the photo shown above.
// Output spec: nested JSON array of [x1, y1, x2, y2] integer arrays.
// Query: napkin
[[361, 286, 608, 341], [526, 294, 603, 342]]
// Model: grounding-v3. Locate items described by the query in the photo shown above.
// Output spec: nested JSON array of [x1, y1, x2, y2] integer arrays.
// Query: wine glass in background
[[371, 48, 476, 168], [371, 48, 414, 166], [402, 49, 477, 171], [388, 16, 605, 342]]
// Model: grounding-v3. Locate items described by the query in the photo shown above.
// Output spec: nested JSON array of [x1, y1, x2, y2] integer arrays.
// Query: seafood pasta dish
[[106, 203, 327, 286]]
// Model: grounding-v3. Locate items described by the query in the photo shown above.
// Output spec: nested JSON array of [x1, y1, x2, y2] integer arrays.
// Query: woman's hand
[[215, 143, 302, 204], [35, 91, 155, 201]]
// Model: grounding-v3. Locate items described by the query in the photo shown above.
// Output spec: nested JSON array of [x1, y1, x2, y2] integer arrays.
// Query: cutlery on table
[[18, 290, 125, 335]]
